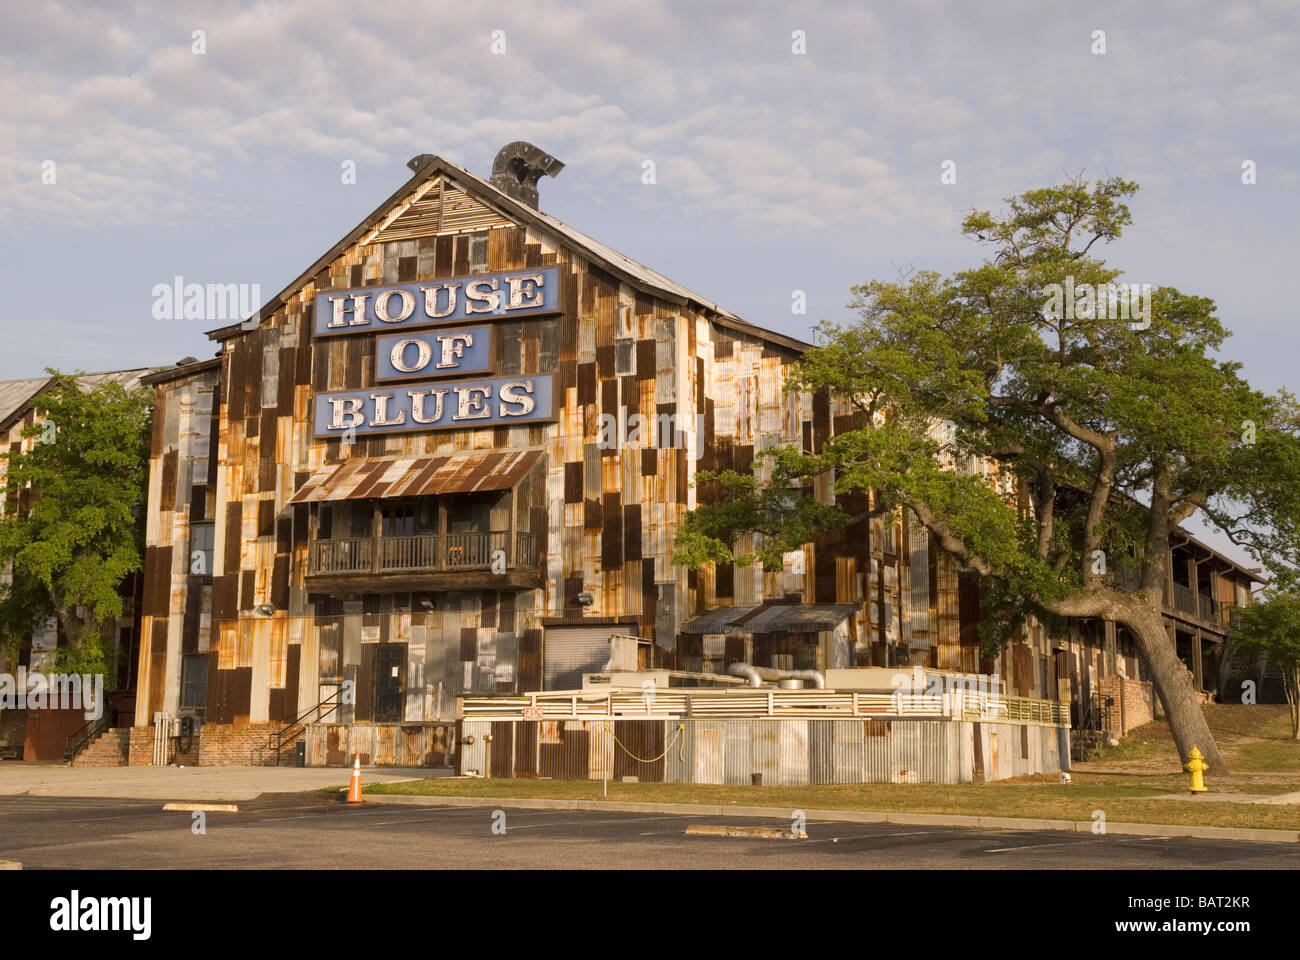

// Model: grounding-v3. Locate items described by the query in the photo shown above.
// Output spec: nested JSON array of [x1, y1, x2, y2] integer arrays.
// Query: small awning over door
[[289, 450, 543, 503]]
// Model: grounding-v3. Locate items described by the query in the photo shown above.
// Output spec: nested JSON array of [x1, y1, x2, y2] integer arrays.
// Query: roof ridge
[[206, 153, 811, 353]]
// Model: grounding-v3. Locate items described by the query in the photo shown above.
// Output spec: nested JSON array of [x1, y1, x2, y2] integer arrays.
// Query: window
[[319, 503, 373, 540], [381, 506, 416, 538], [702, 634, 726, 675], [615, 338, 635, 376], [469, 230, 489, 273], [181, 655, 209, 709], [189, 522, 215, 577]]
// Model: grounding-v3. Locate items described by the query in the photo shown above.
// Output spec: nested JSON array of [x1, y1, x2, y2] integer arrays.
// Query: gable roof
[[0, 369, 153, 434], [0, 377, 52, 428], [207, 153, 811, 354]]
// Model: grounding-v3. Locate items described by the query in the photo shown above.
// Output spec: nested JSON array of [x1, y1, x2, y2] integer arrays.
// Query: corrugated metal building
[[117, 141, 1262, 768]]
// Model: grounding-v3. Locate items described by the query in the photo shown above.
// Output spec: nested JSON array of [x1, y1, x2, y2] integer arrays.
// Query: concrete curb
[[364, 793, 1300, 844]]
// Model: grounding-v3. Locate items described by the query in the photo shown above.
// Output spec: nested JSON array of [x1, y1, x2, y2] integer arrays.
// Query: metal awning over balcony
[[289, 450, 543, 504]]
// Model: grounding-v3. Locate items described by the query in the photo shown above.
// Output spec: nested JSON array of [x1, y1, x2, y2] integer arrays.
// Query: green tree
[[675, 177, 1300, 775], [0, 370, 153, 675], [1229, 572, 1300, 739]]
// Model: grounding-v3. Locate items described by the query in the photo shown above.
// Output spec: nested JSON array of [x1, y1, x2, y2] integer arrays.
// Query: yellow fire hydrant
[[1185, 747, 1209, 794]]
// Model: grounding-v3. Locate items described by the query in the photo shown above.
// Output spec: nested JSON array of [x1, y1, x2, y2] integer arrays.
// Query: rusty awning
[[680, 602, 860, 636], [288, 450, 543, 503]]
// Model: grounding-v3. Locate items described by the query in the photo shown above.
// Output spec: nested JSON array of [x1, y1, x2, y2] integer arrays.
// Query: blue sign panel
[[313, 374, 554, 437], [314, 267, 559, 338], [375, 327, 491, 382]]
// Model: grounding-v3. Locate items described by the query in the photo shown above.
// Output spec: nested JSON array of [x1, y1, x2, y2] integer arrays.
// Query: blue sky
[[2, 0, 1297, 561]]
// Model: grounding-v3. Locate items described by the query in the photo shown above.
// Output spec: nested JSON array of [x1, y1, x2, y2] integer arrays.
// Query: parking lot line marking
[[1114, 836, 1173, 843], [985, 839, 1088, 853], [487, 815, 687, 832], [801, 830, 933, 844]]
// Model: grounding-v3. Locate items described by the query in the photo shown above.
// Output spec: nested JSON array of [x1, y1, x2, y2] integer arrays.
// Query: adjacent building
[[0, 369, 150, 760]]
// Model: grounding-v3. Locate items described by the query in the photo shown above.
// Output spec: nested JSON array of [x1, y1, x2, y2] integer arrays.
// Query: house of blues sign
[[311, 268, 558, 437]]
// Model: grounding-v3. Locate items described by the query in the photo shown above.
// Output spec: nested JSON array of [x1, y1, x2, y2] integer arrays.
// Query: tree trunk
[[1125, 609, 1229, 775], [1043, 588, 1229, 776]]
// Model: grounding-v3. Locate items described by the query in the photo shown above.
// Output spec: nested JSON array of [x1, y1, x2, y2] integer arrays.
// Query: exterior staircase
[[69, 728, 130, 767]]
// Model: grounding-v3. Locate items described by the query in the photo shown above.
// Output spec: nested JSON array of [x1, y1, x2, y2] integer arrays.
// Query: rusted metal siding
[[611, 720, 666, 782], [133, 368, 221, 726], [307, 721, 458, 768], [537, 720, 589, 779]]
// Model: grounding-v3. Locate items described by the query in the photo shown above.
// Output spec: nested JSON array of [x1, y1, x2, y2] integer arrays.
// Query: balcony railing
[[1107, 569, 1229, 627], [309, 531, 538, 576], [311, 538, 373, 574]]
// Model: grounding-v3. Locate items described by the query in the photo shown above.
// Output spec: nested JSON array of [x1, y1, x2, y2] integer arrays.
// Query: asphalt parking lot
[[1, 794, 1297, 869]]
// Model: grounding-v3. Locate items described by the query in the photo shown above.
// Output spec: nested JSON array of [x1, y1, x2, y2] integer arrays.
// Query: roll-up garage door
[[543, 625, 636, 690]]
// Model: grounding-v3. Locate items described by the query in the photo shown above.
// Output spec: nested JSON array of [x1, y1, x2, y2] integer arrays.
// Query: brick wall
[[173, 734, 200, 766], [198, 723, 290, 766], [128, 725, 157, 765], [109, 723, 295, 766], [1098, 675, 1157, 735]]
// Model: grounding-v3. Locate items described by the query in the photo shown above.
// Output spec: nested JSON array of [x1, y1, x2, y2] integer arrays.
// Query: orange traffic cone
[[347, 754, 363, 804]]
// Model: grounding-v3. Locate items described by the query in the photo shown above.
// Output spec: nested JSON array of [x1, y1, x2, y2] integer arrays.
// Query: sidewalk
[[1146, 790, 1300, 805], [0, 762, 442, 800]]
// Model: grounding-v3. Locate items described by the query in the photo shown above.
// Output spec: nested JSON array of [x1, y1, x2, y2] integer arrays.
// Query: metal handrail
[[269, 690, 342, 765], [64, 713, 111, 763]]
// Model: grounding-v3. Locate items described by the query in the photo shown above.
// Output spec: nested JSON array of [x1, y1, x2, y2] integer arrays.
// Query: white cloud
[[0, 0, 1297, 388]]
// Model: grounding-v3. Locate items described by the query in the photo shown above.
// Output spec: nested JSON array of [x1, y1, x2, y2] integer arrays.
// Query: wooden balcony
[[1107, 569, 1235, 633], [306, 531, 541, 592]]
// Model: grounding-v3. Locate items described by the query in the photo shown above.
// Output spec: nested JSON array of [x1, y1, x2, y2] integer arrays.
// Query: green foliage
[[1232, 573, 1300, 669], [674, 175, 1300, 662], [1231, 571, 1300, 737], [675, 465, 848, 571], [0, 371, 153, 674]]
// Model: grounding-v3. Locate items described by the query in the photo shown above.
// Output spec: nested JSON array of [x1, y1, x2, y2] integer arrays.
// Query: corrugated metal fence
[[459, 717, 1063, 784]]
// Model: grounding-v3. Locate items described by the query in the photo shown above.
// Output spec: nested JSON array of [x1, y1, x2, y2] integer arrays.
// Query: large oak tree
[[676, 178, 1300, 775]]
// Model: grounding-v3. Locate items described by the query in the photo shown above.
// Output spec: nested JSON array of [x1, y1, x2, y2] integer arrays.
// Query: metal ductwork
[[727, 663, 825, 689]]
